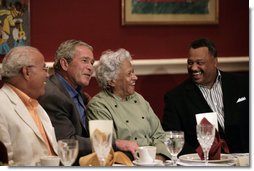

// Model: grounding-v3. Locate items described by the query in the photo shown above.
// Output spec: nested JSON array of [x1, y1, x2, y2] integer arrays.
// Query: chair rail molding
[[0, 56, 249, 77], [127, 56, 249, 75]]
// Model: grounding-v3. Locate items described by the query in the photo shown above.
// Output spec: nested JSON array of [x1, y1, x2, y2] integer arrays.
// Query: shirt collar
[[7, 83, 38, 109], [55, 73, 79, 98], [213, 70, 222, 85], [217, 70, 222, 82], [104, 89, 135, 101], [197, 70, 222, 89]]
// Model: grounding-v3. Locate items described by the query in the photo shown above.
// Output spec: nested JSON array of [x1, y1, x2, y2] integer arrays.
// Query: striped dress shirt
[[198, 71, 225, 131]]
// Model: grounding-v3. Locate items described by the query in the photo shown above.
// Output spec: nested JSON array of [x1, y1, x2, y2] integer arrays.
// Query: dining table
[[128, 153, 249, 167]]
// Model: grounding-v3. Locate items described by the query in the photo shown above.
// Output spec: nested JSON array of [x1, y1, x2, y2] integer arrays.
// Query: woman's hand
[[115, 139, 139, 159]]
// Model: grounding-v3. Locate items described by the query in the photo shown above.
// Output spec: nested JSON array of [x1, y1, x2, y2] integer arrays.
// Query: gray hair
[[1, 46, 39, 80], [53, 39, 93, 71], [95, 48, 132, 89]]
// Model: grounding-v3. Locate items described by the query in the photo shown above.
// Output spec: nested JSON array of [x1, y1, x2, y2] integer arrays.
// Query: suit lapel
[[220, 72, 234, 128], [50, 75, 89, 134], [184, 79, 212, 112], [2, 85, 45, 142], [50, 75, 71, 98]]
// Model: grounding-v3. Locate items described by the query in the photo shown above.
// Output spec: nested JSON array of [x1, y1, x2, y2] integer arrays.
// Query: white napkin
[[195, 112, 218, 131], [89, 120, 113, 136]]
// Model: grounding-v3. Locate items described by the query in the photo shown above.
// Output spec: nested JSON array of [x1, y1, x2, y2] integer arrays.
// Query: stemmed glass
[[91, 129, 112, 166], [57, 139, 79, 166], [164, 131, 185, 166], [89, 120, 113, 166], [196, 124, 215, 165]]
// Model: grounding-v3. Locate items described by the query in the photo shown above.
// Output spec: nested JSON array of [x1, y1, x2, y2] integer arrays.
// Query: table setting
[[131, 112, 249, 167], [129, 153, 249, 167], [59, 117, 249, 167]]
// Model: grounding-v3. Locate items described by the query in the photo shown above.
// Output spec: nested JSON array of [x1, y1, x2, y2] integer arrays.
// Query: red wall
[[0, 0, 249, 119], [28, 0, 248, 59]]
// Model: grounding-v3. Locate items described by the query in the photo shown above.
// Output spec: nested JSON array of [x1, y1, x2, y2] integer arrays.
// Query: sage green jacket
[[87, 90, 171, 159]]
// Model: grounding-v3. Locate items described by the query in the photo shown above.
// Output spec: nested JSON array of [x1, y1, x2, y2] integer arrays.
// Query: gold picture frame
[[122, 0, 219, 25]]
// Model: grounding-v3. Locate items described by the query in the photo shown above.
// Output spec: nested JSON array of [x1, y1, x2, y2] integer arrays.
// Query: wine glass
[[91, 129, 112, 166], [164, 131, 185, 166], [57, 139, 79, 166], [89, 120, 113, 166], [196, 124, 215, 165]]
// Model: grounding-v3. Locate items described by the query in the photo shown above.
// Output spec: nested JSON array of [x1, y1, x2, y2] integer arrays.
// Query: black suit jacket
[[38, 74, 92, 159], [162, 71, 249, 155]]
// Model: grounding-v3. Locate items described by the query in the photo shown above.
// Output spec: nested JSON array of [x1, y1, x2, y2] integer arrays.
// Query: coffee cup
[[40, 155, 60, 166], [135, 146, 156, 164]]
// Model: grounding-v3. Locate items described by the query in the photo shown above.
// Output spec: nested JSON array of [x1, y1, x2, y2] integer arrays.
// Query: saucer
[[133, 159, 163, 166]]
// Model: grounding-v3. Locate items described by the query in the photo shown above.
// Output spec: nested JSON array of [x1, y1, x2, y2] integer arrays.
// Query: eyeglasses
[[27, 65, 50, 73]]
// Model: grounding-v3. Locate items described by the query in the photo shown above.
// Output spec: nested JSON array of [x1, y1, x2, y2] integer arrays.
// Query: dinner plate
[[177, 161, 235, 166], [112, 164, 127, 166], [133, 159, 163, 166], [179, 153, 234, 163]]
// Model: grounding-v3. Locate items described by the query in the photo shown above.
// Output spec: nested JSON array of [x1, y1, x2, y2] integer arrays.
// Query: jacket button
[[126, 120, 129, 123], [134, 100, 137, 103], [115, 104, 117, 108], [135, 137, 137, 140], [142, 117, 144, 119]]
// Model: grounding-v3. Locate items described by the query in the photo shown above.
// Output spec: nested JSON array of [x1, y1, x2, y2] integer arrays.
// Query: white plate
[[179, 153, 234, 163], [177, 161, 235, 166], [112, 164, 127, 166], [133, 159, 163, 166]]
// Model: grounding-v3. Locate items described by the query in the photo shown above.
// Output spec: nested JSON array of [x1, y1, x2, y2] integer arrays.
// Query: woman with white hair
[[87, 48, 170, 161]]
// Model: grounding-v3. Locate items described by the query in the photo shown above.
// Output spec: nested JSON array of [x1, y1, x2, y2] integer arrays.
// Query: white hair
[[1, 46, 39, 80], [95, 48, 132, 89]]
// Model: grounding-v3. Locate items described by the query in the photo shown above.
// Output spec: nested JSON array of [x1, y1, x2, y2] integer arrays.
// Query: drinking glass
[[164, 131, 184, 166], [58, 139, 79, 166], [89, 120, 113, 166], [196, 124, 215, 165]]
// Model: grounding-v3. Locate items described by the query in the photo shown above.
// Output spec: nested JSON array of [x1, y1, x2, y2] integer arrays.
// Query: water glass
[[164, 131, 184, 166], [196, 124, 215, 165], [58, 139, 79, 166]]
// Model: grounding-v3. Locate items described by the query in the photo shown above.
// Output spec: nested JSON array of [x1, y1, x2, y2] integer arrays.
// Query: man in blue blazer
[[162, 38, 249, 156]]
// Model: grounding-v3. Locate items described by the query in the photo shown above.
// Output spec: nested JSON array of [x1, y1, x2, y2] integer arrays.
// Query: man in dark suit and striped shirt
[[162, 38, 249, 155]]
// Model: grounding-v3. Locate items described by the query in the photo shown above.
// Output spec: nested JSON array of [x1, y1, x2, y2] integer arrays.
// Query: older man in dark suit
[[162, 38, 249, 156]]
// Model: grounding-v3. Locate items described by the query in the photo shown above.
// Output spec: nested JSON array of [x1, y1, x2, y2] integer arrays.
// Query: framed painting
[[0, 0, 30, 55], [122, 0, 219, 25]]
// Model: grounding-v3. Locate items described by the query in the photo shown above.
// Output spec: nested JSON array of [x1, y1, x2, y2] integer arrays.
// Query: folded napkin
[[79, 149, 134, 166], [196, 117, 230, 160]]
